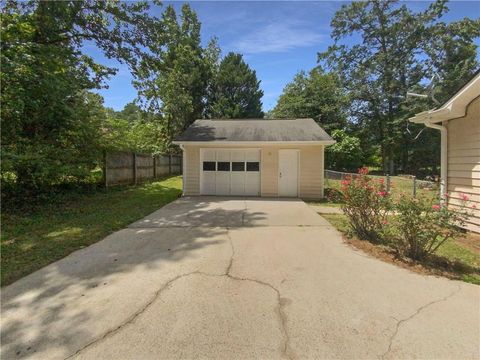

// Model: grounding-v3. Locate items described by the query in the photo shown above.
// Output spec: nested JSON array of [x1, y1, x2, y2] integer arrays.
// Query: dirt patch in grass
[[322, 213, 480, 285]]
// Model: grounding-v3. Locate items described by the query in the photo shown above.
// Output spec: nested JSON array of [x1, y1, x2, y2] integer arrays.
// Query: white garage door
[[200, 149, 260, 196]]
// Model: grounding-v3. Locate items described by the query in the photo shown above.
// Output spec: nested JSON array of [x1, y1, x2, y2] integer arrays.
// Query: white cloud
[[232, 21, 324, 54]]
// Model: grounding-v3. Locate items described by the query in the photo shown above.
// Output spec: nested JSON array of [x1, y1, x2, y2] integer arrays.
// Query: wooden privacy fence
[[103, 151, 182, 187]]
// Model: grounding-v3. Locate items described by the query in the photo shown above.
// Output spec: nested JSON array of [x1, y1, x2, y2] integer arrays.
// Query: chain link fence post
[[413, 176, 417, 197]]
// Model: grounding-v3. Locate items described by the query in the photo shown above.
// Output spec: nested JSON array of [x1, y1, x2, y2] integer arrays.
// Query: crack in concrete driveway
[[66, 228, 293, 360], [380, 285, 463, 359], [2, 197, 479, 360]]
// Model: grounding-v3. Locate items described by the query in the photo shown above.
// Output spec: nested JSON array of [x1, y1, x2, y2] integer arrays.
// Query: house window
[[203, 161, 216, 171], [246, 162, 260, 171], [217, 162, 230, 171], [232, 162, 245, 171]]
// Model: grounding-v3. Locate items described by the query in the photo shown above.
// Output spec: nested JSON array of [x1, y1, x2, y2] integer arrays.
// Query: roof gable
[[174, 118, 334, 143]]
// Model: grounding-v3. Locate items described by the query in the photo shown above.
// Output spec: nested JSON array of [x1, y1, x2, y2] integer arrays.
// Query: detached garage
[[173, 118, 334, 199]]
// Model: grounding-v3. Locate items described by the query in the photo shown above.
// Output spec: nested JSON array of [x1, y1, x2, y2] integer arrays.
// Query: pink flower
[[383, 220, 388, 225], [432, 204, 441, 211], [378, 178, 384, 184], [377, 191, 386, 196], [472, 204, 477, 209], [358, 167, 369, 175], [460, 193, 469, 201]]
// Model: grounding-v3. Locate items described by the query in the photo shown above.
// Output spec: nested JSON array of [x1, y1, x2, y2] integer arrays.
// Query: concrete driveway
[[1, 197, 479, 359]]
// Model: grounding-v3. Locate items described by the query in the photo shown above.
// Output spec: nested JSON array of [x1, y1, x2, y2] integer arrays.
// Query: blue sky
[[88, 1, 480, 112]]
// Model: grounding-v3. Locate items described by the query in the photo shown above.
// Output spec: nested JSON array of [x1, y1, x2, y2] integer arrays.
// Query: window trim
[[202, 161, 216, 171], [246, 161, 260, 172], [232, 162, 245, 172], [217, 161, 231, 172]]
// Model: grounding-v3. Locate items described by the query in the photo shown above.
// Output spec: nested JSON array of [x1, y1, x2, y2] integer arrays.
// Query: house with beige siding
[[173, 118, 334, 199], [410, 71, 480, 233]]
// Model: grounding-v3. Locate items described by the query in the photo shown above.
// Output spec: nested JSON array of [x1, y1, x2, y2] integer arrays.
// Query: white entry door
[[278, 149, 298, 197]]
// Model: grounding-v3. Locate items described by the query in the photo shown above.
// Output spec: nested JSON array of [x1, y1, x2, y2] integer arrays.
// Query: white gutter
[[424, 121, 447, 202]]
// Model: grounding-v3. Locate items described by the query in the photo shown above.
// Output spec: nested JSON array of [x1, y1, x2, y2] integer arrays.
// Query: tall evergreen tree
[[207, 52, 264, 118]]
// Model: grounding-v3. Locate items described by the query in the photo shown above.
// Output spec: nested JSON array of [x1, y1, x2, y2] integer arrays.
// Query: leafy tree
[[134, 4, 217, 152], [207, 52, 264, 118], [1, 0, 163, 191], [271, 68, 347, 131], [102, 103, 164, 155], [319, 0, 479, 174], [326, 130, 364, 172]]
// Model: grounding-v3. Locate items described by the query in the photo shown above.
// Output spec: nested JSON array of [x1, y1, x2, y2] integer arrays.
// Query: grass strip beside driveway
[[322, 213, 480, 285], [1, 176, 182, 286]]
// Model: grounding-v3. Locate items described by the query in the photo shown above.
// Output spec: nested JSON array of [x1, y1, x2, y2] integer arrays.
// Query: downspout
[[179, 144, 186, 196], [424, 121, 448, 203]]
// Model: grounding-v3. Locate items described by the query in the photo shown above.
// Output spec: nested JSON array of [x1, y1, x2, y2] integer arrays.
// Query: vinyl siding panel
[[183, 145, 200, 195], [260, 146, 279, 197], [182, 144, 326, 199], [299, 146, 324, 199], [447, 96, 480, 233]]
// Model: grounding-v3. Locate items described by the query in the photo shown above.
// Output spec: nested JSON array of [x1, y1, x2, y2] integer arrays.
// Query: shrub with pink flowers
[[390, 194, 470, 260], [340, 168, 472, 261], [341, 167, 392, 243]]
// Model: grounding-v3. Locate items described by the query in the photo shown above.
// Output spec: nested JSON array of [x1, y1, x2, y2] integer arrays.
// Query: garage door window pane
[[217, 162, 230, 171], [232, 162, 245, 171], [246, 162, 259, 171], [203, 161, 216, 171]]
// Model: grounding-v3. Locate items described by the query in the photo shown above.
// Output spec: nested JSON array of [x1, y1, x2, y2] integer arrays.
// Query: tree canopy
[[1, 0, 163, 191], [269, 68, 347, 131], [206, 52, 264, 118], [3, 0, 479, 199], [133, 4, 220, 151], [317, 0, 479, 174]]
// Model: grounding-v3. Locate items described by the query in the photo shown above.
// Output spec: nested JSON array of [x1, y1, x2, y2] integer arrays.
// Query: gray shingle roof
[[174, 118, 334, 143]]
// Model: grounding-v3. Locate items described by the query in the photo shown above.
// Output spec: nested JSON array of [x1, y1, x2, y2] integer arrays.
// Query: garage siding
[[182, 144, 325, 199], [260, 146, 279, 197], [447, 96, 480, 232], [184, 145, 200, 195], [299, 145, 325, 198]]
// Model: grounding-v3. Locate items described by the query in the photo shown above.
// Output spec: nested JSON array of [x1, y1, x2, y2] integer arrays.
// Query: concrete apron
[[1, 197, 479, 360]]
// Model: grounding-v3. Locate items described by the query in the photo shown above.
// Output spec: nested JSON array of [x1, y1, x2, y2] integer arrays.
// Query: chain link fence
[[324, 170, 439, 200]]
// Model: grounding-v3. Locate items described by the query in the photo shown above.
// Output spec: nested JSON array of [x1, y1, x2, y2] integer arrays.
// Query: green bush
[[389, 194, 470, 260], [326, 130, 364, 172], [340, 167, 472, 262], [341, 167, 392, 243]]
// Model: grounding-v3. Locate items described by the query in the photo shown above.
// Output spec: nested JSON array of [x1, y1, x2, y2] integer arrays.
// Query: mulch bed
[[340, 233, 478, 282]]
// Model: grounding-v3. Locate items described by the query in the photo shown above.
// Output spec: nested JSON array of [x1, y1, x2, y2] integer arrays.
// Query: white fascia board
[[409, 74, 480, 124], [172, 140, 336, 146], [409, 107, 451, 123]]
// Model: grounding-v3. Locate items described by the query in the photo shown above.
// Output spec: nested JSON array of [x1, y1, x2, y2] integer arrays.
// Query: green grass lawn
[[1, 176, 182, 286], [322, 213, 480, 285]]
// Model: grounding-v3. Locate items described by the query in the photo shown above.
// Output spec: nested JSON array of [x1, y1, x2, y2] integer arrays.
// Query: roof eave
[[172, 140, 336, 146], [408, 108, 451, 124], [409, 73, 480, 124]]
